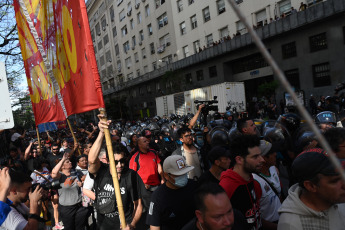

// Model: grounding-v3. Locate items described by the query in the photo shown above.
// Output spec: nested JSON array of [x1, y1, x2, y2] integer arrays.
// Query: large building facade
[[86, 0, 345, 119]]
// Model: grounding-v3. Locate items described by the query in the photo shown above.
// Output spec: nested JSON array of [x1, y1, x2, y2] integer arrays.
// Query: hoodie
[[278, 184, 345, 230], [220, 169, 262, 230]]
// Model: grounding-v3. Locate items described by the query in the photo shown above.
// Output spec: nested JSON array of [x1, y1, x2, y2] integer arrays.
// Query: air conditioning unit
[[102, 26, 106, 31], [139, 41, 142, 46], [166, 42, 171, 46], [97, 32, 101, 36], [132, 46, 135, 50], [149, 31, 153, 35], [127, 67, 130, 69], [136, 60, 139, 63], [127, 10, 132, 16], [142, 0, 145, 2], [143, 55, 146, 58], [135, 3, 140, 9], [108, 59, 112, 62], [151, 50, 155, 54], [92, 39, 95, 42]]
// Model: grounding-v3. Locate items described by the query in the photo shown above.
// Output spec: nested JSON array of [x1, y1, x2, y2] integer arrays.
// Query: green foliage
[[258, 80, 279, 98], [12, 94, 35, 129]]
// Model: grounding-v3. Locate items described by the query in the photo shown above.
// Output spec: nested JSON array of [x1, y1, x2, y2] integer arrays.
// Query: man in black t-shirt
[[198, 146, 231, 185], [88, 117, 144, 230], [46, 143, 63, 169], [146, 155, 197, 230]]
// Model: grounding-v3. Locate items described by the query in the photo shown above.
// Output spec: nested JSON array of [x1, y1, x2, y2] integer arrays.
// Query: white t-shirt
[[0, 203, 28, 230], [253, 166, 282, 222]]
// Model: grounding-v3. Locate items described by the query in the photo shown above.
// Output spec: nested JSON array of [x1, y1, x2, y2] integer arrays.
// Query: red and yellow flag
[[14, 0, 104, 125]]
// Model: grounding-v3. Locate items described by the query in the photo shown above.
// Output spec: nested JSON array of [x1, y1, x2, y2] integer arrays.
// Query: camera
[[32, 181, 60, 200], [194, 96, 219, 114]]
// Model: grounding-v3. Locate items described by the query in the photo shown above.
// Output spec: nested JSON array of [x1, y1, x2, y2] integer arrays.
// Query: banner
[[14, 0, 104, 125], [37, 122, 58, 133]]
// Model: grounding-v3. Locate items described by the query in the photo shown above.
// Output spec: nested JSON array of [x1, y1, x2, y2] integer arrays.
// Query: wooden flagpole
[[66, 118, 82, 156], [99, 108, 126, 228], [36, 127, 41, 155]]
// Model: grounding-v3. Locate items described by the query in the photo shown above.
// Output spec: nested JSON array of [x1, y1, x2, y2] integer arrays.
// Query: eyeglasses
[[115, 159, 126, 165], [52, 148, 59, 151]]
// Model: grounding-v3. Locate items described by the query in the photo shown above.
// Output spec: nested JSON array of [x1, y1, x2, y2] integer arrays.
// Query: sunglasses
[[115, 159, 126, 165]]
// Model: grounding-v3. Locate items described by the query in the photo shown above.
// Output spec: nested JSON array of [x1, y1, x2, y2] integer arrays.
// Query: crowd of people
[[0, 100, 345, 230]]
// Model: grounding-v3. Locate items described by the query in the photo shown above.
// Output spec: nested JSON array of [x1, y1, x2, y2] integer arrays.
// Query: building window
[[153, 61, 157, 70], [209, 66, 217, 78], [123, 41, 130, 53], [106, 50, 111, 62], [313, 63, 331, 87], [219, 27, 229, 38], [185, 73, 193, 84], [144, 65, 148, 73], [121, 25, 128, 36], [139, 30, 144, 42], [183, 46, 189, 58], [100, 55, 105, 66], [282, 42, 297, 59], [119, 9, 125, 22], [94, 45, 97, 54], [150, 43, 155, 54], [309, 32, 327, 52], [279, 0, 292, 16], [159, 33, 170, 47], [142, 48, 146, 58], [134, 52, 139, 62], [236, 20, 247, 35], [139, 87, 144, 95], [196, 70, 204, 81], [156, 82, 160, 91], [232, 53, 269, 74], [103, 34, 109, 45], [180, 22, 186, 35], [110, 6, 115, 22], [145, 4, 150, 17], [132, 36, 136, 47], [155, 0, 165, 8], [284, 69, 300, 89], [177, 0, 183, 12], [101, 16, 107, 30], [136, 69, 140, 78], [112, 27, 117, 37], [193, 40, 200, 53], [190, 15, 197, 30], [137, 12, 142, 24], [147, 84, 152, 93], [130, 19, 134, 30], [256, 9, 267, 27], [95, 23, 101, 36], [235, 0, 243, 3], [117, 60, 122, 72], [115, 44, 119, 56], [206, 34, 213, 47], [203, 7, 210, 23], [125, 57, 132, 69], [98, 40, 103, 50], [157, 13, 168, 29], [217, 0, 226, 15], [148, 24, 153, 36]]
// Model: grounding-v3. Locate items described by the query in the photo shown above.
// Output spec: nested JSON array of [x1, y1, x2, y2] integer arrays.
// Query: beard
[[243, 159, 261, 174]]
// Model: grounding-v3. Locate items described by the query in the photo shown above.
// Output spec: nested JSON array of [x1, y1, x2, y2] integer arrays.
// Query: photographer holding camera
[[0, 168, 44, 230]]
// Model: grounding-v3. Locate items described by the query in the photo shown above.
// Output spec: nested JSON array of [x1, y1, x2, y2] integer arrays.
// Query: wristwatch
[[28, 214, 41, 221]]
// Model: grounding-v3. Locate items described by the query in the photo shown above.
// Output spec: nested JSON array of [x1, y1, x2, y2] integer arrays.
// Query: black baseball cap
[[292, 148, 340, 182]]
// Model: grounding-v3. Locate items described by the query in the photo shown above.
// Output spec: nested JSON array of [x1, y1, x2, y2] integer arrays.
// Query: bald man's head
[[137, 137, 150, 153]]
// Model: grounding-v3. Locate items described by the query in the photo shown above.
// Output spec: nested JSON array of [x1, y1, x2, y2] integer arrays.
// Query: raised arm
[[188, 104, 205, 129], [51, 152, 68, 179], [24, 142, 33, 160], [88, 115, 111, 175]]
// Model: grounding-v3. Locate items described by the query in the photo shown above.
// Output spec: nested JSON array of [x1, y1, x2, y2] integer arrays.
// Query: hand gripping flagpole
[[99, 108, 127, 228], [226, 0, 345, 182]]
